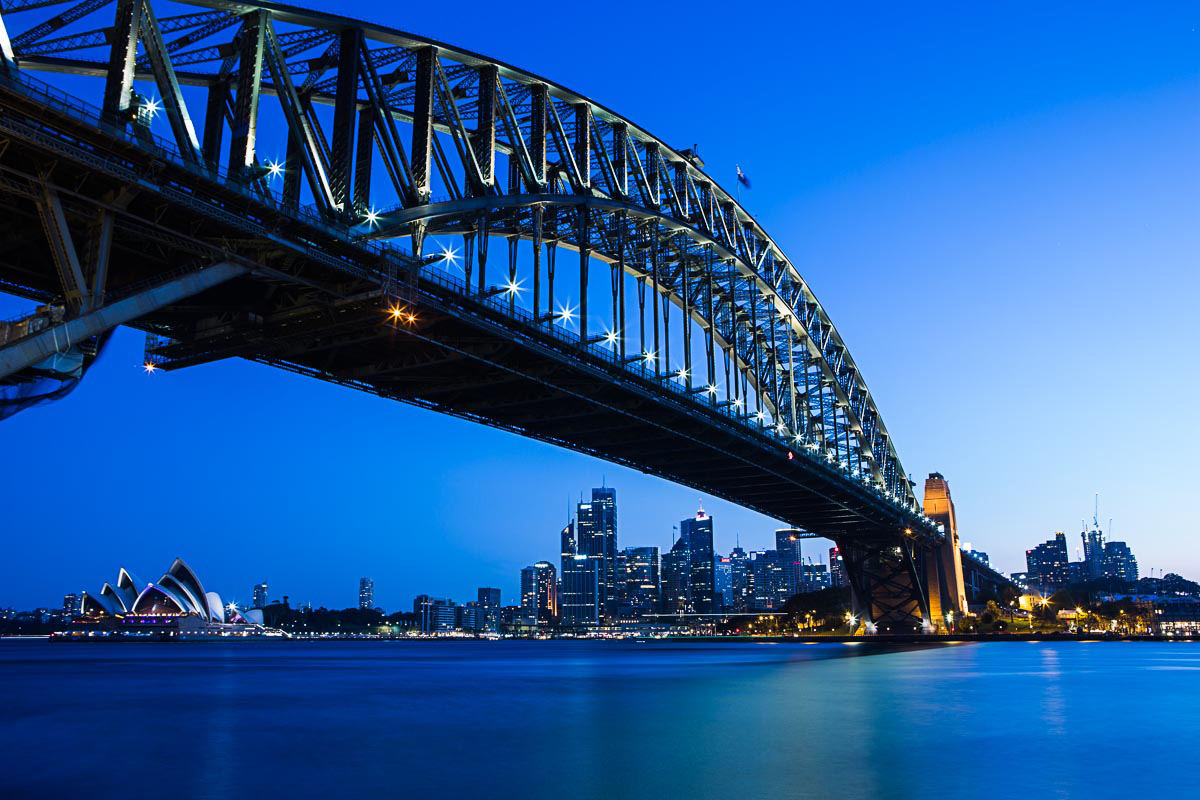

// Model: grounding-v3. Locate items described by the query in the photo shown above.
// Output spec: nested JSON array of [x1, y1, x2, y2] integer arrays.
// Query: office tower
[[966, 549, 991, 568], [801, 561, 829, 592], [829, 547, 847, 588], [748, 550, 789, 610], [575, 487, 619, 619], [775, 529, 804, 598], [663, 506, 717, 615], [560, 519, 598, 626], [521, 561, 558, 624], [621, 546, 661, 618], [358, 577, 374, 611], [252, 581, 268, 609], [62, 593, 80, 617], [1102, 542, 1138, 581], [729, 546, 749, 610], [1026, 533, 1070, 588], [414, 595, 452, 633], [714, 555, 733, 610], [478, 588, 501, 632]]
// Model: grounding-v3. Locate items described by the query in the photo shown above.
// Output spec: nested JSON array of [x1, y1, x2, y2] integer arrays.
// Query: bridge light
[[144, 97, 160, 118], [706, 384, 719, 396], [787, 451, 794, 461], [364, 207, 380, 226], [267, 160, 284, 179], [642, 350, 656, 364], [676, 367, 688, 381], [142, 361, 158, 374], [503, 277, 525, 296], [755, 410, 765, 423], [732, 397, 742, 408], [439, 243, 459, 266], [603, 329, 620, 347], [555, 302, 577, 326]]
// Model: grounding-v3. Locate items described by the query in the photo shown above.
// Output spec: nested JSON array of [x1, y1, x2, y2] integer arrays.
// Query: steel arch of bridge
[[0, 0, 948, 628]]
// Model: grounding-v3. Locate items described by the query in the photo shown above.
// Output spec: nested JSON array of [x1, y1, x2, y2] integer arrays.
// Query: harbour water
[[1, 639, 1195, 799]]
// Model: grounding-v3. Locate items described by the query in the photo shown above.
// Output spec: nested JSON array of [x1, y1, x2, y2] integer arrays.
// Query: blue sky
[[2, 1, 1197, 610]]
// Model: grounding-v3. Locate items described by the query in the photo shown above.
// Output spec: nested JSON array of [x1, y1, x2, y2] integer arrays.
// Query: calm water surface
[[1, 639, 1195, 799]]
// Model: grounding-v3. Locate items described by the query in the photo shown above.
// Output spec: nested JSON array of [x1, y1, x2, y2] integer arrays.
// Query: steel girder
[[0, 0, 927, 522]]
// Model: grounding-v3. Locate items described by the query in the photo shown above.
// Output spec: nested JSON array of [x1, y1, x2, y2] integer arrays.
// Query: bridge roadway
[[0, 0, 961, 630]]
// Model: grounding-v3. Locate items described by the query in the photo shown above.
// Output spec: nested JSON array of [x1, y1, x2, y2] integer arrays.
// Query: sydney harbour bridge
[[0, 0, 1005, 631]]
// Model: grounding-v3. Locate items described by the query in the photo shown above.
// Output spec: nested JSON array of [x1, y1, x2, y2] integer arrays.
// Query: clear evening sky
[[1, 1, 1197, 611]]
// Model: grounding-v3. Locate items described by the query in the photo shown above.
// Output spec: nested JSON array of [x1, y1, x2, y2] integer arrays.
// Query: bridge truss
[[0, 0, 945, 630]]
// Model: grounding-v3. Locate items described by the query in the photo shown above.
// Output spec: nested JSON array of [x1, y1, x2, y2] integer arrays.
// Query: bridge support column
[[838, 536, 932, 634], [925, 473, 967, 616]]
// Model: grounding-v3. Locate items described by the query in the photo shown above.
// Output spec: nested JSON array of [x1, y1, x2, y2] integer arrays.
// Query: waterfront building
[[477, 588, 501, 632], [829, 547, 847, 588], [358, 578, 374, 611], [747, 550, 790, 610], [252, 582, 268, 609], [561, 554, 599, 626], [521, 561, 557, 624], [775, 529, 804, 597], [575, 487, 619, 619], [729, 547, 750, 610], [1026, 533, 1071, 589], [414, 595, 452, 633], [662, 541, 689, 615], [62, 593, 81, 617], [714, 556, 733, 610], [76, 559, 267, 635], [620, 546, 661, 618]]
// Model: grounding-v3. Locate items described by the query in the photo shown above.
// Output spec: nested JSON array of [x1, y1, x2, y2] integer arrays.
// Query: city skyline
[[2, 0, 1196, 609]]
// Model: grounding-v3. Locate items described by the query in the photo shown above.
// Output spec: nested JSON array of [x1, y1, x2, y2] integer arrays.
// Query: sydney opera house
[[65, 558, 279, 639]]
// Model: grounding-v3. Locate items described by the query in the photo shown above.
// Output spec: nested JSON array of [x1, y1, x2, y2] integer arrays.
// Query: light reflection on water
[[0, 640, 1195, 799]]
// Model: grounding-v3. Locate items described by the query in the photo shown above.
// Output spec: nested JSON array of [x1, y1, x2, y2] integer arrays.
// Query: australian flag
[[736, 165, 751, 189]]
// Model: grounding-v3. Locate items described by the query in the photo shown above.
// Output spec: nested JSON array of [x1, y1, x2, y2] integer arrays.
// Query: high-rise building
[[575, 487, 619, 619], [829, 547, 847, 588], [561, 554, 599, 626], [1102, 542, 1139, 582], [729, 546, 750, 610], [1082, 523, 1105, 581], [252, 582, 268, 609], [62, 593, 80, 617], [801, 561, 830, 593], [1026, 533, 1070, 588], [663, 506, 716, 615], [358, 577, 374, 611], [521, 561, 557, 624], [477, 587, 501, 632], [414, 595, 452, 633], [621, 546, 660, 618], [713, 555, 733, 610], [775, 529, 804, 598], [748, 550, 790, 610]]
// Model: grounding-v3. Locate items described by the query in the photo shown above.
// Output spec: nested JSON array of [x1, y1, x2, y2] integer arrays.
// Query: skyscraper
[[478, 587, 501, 632], [252, 581, 268, 609], [1102, 542, 1139, 581], [520, 561, 557, 624], [560, 519, 598, 626], [62, 593, 80, 617], [1026, 533, 1070, 588], [663, 505, 717, 615], [729, 546, 749, 610], [829, 547, 847, 588], [575, 487, 618, 619], [358, 577, 374, 611], [621, 546, 661, 618], [748, 550, 790, 610], [775, 529, 804, 598], [713, 555, 733, 610]]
